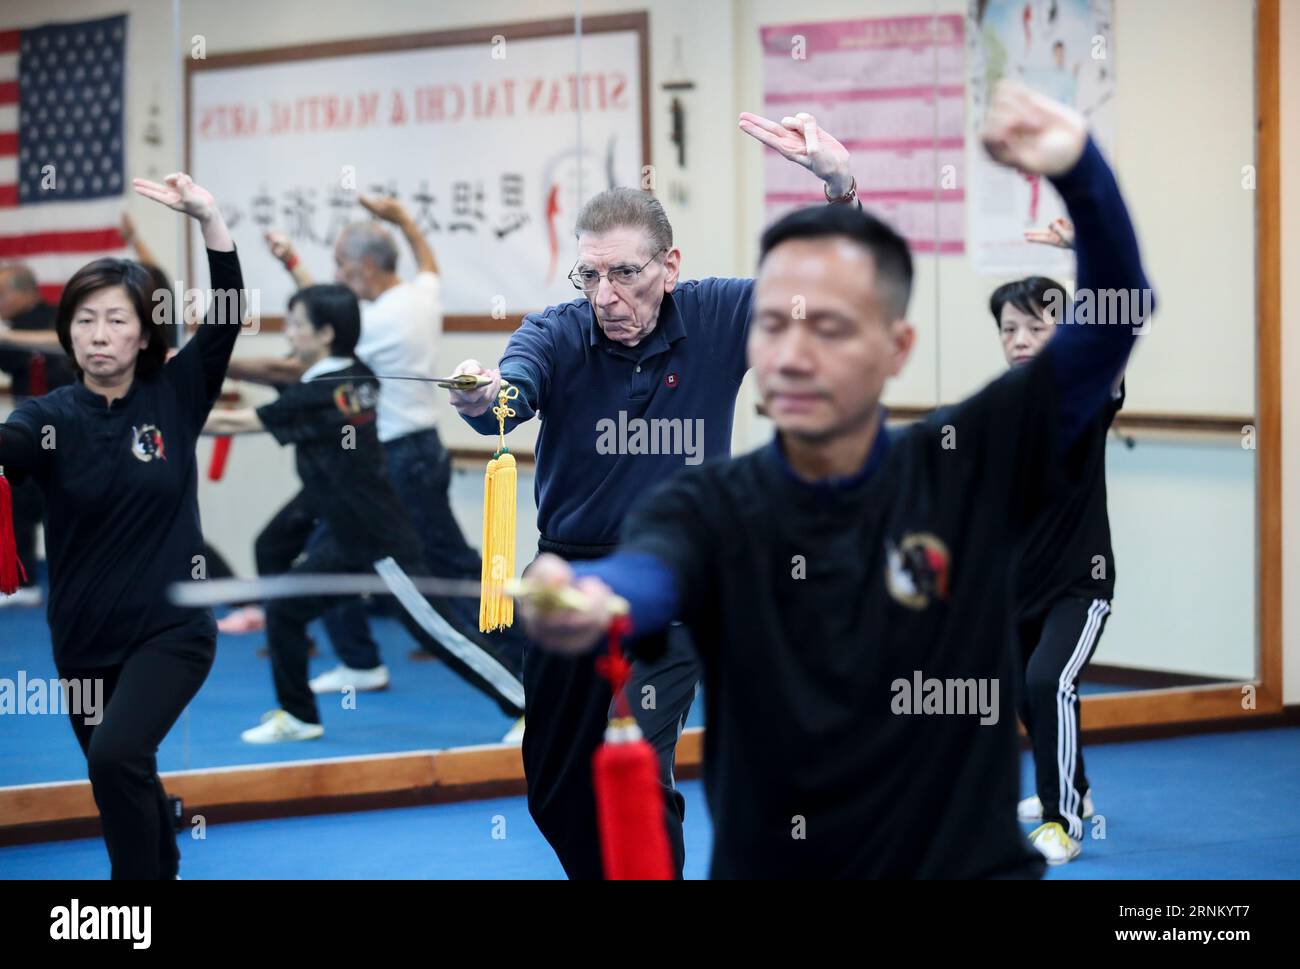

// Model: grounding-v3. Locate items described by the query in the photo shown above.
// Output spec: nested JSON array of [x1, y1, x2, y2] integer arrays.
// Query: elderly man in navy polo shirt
[[450, 110, 858, 879]]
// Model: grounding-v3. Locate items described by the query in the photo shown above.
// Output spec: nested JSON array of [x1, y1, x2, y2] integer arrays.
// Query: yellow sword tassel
[[479, 384, 520, 631]]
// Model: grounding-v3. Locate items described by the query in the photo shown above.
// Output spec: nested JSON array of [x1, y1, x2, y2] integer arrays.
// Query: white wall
[[1099, 437, 1256, 678]]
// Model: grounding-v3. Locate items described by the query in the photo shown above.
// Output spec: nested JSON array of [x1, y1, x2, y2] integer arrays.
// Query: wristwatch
[[824, 176, 858, 205]]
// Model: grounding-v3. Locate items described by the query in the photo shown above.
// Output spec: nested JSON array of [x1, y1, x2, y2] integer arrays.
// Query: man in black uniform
[[203, 284, 523, 742], [0, 263, 75, 393], [990, 269, 1124, 865], [515, 82, 1155, 878]]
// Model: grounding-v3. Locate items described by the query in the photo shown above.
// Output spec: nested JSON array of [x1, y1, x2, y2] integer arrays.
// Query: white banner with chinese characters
[[967, 0, 1115, 275], [188, 26, 644, 319]]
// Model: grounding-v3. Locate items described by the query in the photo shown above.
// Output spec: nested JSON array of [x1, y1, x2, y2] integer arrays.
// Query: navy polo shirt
[[463, 277, 754, 546]]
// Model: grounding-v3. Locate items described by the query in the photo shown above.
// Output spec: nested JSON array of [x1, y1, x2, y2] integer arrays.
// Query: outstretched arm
[[518, 472, 716, 655], [203, 407, 264, 436], [517, 552, 680, 656], [264, 230, 315, 289], [448, 308, 558, 435], [133, 172, 245, 412], [135, 173, 233, 252], [359, 195, 438, 276], [225, 355, 308, 387], [120, 211, 162, 268], [0, 322, 63, 352], [979, 81, 1152, 449], [0, 421, 41, 473]]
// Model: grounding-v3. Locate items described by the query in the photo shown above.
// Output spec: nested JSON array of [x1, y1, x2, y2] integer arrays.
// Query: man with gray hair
[[450, 110, 859, 878], [0, 261, 72, 608], [0, 263, 73, 394]]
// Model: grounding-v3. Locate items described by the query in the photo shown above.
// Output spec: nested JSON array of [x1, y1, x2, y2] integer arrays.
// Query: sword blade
[[167, 572, 627, 615], [304, 373, 499, 389], [168, 574, 485, 608]]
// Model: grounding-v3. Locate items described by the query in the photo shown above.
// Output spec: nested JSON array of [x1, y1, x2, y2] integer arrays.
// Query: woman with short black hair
[[0, 172, 245, 879], [204, 281, 525, 743]]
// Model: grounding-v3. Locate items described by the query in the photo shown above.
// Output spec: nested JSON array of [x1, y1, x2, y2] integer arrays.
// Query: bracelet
[[824, 175, 857, 206], [284, 253, 300, 271]]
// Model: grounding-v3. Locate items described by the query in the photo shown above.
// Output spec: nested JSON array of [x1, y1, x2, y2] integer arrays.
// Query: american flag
[[0, 14, 127, 306]]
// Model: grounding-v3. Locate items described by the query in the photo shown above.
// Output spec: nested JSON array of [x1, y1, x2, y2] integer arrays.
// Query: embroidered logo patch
[[885, 532, 950, 610], [332, 382, 379, 418], [130, 424, 166, 462], [665, 372, 678, 388]]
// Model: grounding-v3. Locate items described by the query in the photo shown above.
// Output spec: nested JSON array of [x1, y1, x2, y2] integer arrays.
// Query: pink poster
[[759, 15, 965, 255]]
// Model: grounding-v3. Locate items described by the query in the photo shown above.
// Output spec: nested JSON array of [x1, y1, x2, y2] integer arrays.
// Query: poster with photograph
[[968, 0, 1114, 274]]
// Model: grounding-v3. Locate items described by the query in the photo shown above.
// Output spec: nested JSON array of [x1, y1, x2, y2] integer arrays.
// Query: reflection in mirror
[[0, 0, 1273, 885], [931, 0, 1258, 702]]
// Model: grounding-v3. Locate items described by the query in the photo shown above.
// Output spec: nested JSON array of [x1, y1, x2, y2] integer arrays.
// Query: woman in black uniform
[[0, 172, 245, 879], [988, 259, 1123, 865]]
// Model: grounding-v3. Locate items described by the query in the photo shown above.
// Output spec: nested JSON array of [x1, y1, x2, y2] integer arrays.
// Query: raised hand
[[132, 173, 218, 222], [739, 111, 854, 197], [133, 173, 232, 252], [264, 229, 297, 265], [1024, 217, 1075, 249], [358, 194, 410, 225], [980, 80, 1087, 177]]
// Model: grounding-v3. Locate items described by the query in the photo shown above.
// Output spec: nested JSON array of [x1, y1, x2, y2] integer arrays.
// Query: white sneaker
[[1017, 789, 1094, 822], [308, 664, 390, 694], [240, 710, 324, 744], [501, 717, 525, 744], [0, 587, 43, 608], [1029, 822, 1082, 865]]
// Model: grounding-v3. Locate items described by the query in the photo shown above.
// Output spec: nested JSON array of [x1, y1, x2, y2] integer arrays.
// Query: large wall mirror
[[0, 0, 1280, 833]]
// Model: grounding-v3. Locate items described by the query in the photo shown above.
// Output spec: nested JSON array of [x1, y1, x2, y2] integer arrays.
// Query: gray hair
[[337, 222, 399, 273], [0, 263, 39, 293], [574, 188, 673, 256]]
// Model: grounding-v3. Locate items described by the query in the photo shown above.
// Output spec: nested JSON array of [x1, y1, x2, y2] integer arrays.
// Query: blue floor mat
[[3, 727, 1297, 879], [0, 598, 707, 786]]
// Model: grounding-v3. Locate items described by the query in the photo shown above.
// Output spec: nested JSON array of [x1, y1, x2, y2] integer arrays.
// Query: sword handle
[[504, 578, 630, 617]]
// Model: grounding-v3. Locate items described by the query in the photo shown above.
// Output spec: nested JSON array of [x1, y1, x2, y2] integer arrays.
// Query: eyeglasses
[[568, 248, 666, 292]]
